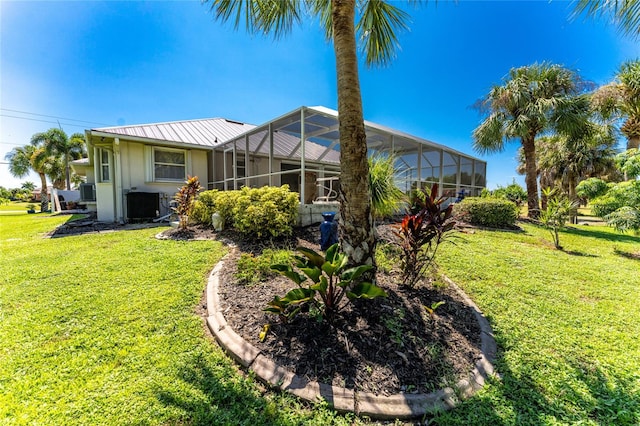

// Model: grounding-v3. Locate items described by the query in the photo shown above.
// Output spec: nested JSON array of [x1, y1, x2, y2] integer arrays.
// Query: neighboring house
[[72, 105, 486, 224]]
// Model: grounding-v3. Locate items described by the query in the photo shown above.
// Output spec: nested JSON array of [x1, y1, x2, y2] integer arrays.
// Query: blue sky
[[1, 0, 638, 190]]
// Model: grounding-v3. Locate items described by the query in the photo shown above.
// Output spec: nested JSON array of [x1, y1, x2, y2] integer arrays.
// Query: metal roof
[[223, 106, 485, 163], [91, 117, 255, 147]]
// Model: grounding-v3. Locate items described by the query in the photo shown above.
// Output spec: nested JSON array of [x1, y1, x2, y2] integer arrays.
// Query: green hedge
[[454, 197, 518, 228], [192, 185, 299, 238]]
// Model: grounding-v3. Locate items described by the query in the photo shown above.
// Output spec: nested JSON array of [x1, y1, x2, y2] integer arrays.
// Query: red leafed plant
[[173, 176, 202, 230], [396, 183, 457, 287]]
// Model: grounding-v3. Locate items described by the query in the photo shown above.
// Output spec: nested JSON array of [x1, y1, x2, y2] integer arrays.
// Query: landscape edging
[[205, 256, 497, 419]]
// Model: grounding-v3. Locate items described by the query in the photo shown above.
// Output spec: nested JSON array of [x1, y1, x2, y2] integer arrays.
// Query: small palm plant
[[173, 176, 202, 230], [368, 152, 405, 221], [540, 187, 579, 250]]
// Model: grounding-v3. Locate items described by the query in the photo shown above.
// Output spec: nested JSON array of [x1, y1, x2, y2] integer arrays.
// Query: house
[[73, 106, 486, 225]]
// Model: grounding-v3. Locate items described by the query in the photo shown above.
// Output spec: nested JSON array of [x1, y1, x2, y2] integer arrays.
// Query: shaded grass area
[[434, 223, 640, 425], [0, 214, 357, 425]]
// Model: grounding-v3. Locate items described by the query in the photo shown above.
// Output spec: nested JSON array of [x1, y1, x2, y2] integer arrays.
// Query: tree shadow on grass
[[431, 333, 640, 425], [564, 227, 640, 244], [614, 248, 640, 260], [155, 350, 311, 426]]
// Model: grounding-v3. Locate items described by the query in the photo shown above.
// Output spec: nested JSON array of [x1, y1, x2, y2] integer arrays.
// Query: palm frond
[[356, 0, 411, 67]]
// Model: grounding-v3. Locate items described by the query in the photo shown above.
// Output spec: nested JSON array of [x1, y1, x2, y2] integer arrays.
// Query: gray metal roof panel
[[93, 118, 256, 147]]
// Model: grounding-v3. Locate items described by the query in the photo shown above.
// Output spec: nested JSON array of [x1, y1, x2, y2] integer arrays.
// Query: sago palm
[[473, 63, 586, 218], [205, 0, 415, 272]]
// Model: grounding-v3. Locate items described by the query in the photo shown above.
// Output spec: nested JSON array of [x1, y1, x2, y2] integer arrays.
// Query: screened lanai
[[211, 106, 486, 205]]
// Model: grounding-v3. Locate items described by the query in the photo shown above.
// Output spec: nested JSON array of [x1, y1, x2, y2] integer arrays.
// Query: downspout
[[114, 137, 124, 224], [300, 108, 306, 205]]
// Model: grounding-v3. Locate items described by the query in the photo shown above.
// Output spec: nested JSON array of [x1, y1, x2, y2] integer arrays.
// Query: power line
[[0, 108, 113, 126], [0, 114, 95, 129]]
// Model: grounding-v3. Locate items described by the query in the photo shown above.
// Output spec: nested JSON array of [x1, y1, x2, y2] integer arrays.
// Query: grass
[[435, 222, 640, 425], [1, 213, 638, 425], [0, 213, 356, 425], [0, 202, 34, 214]]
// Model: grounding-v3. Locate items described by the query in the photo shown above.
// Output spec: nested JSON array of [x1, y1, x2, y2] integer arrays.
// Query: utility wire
[[0, 114, 96, 129], [0, 108, 113, 126]]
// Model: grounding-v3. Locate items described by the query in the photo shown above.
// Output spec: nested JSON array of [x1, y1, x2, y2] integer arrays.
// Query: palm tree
[[5, 145, 55, 212], [205, 0, 413, 272], [32, 128, 86, 190], [574, 0, 640, 38], [473, 63, 586, 218], [590, 60, 640, 151]]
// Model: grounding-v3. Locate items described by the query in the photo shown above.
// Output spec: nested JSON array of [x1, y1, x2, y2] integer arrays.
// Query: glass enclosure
[[212, 106, 486, 204]]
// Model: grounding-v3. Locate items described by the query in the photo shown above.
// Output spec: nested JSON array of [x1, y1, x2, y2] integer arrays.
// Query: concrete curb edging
[[206, 257, 498, 419]]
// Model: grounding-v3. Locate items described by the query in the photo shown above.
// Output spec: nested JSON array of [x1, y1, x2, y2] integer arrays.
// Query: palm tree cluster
[[474, 59, 640, 219], [5, 128, 86, 212]]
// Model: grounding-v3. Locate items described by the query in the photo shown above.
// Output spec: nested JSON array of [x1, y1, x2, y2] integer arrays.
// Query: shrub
[[395, 183, 456, 287], [232, 186, 299, 238], [191, 189, 220, 225], [207, 185, 299, 238], [576, 178, 610, 200], [491, 181, 527, 206], [455, 197, 518, 228], [235, 248, 292, 286]]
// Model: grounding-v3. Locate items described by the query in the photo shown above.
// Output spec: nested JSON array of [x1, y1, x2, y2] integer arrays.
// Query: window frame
[[98, 148, 111, 183], [146, 146, 190, 183]]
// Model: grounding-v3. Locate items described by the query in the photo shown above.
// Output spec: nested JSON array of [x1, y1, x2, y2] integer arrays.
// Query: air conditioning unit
[[126, 192, 160, 221], [79, 183, 96, 202]]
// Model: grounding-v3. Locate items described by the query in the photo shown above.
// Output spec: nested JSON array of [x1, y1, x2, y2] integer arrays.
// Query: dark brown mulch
[[212, 225, 483, 396]]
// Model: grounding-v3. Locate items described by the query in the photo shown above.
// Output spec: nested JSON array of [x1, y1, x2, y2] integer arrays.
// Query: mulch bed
[[56, 218, 484, 396], [209, 225, 483, 396]]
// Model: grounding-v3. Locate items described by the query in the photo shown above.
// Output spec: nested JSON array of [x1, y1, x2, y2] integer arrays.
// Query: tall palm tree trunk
[[332, 0, 376, 274], [522, 134, 540, 218], [628, 136, 640, 150], [38, 173, 48, 212], [65, 152, 71, 190]]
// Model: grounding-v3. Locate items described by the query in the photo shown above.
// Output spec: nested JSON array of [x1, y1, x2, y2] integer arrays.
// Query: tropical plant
[[590, 180, 640, 232], [589, 60, 640, 152], [576, 177, 611, 200], [368, 152, 404, 220], [539, 187, 579, 250], [616, 148, 640, 178], [267, 243, 386, 323], [173, 176, 202, 230], [473, 63, 587, 218], [4, 144, 55, 212], [31, 128, 86, 190], [574, 0, 640, 38], [205, 0, 417, 277], [395, 183, 456, 287]]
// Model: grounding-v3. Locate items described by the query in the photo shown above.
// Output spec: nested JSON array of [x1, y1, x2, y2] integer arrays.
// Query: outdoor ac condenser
[[79, 183, 96, 202], [126, 192, 160, 221]]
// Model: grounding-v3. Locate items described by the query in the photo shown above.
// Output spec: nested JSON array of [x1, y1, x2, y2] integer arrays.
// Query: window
[[153, 148, 186, 181], [99, 149, 110, 182]]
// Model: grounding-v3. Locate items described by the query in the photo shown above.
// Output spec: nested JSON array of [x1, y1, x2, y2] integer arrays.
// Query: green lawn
[[436, 223, 640, 425], [0, 214, 352, 425], [0, 202, 34, 214], [1, 214, 638, 425]]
